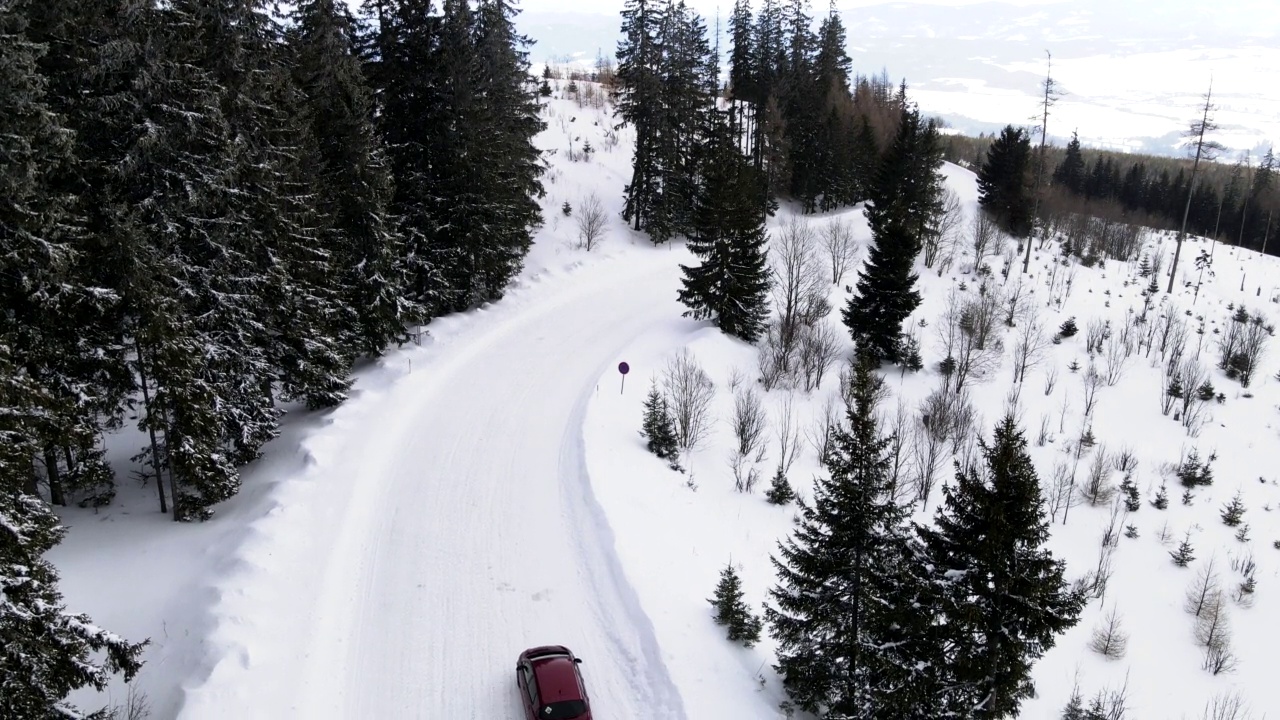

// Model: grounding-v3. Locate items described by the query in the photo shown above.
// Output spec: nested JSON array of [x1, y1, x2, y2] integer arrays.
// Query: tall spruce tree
[[616, 0, 666, 236], [289, 0, 421, 358], [1052, 131, 1086, 195], [842, 102, 942, 363], [919, 415, 1084, 718], [372, 0, 449, 311], [677, 111, 771, 342], [977, 125, 1034, 238], [0, 6, 147, 711], [470, 0, 546, 300], [767, 360, 939, 718]]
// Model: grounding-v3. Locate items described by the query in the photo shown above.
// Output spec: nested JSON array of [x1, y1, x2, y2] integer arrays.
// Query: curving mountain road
[[181, 250, 688, 719]]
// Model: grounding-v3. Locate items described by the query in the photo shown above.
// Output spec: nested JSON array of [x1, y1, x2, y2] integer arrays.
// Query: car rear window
[[539, 700, 588, 719]]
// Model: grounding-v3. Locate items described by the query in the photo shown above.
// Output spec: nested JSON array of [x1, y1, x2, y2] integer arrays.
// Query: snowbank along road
[[179, 251, 688, 719]]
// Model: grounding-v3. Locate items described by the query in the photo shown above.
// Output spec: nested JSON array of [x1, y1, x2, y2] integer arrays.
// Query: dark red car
[[516, 645, 593, 720]]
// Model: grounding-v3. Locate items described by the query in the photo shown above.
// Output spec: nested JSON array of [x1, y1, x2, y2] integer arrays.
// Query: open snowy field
[[50, 87, 1278, 719]]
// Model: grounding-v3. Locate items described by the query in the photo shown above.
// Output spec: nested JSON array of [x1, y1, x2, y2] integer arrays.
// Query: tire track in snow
[[181, 251, 688, 719]]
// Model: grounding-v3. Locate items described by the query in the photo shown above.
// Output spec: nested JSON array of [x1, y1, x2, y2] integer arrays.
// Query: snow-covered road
[[179, 251, 688, 719]]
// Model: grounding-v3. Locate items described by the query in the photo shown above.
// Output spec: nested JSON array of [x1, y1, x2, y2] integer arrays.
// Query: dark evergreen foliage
[[708, 562, 763, 646], [1058, 317, 1079, 338], [678, 110, 772, 342], [765, 466, 796, 505], [1, 4, 147, 709], [767, 360, 939, 718], [842, 104, 942, 364], [289, 0, 421, 359], [1052, 131, 1086, 195], [1176, 450, 1214, 488], [1152, 482, 1169, 510], [641, 384, 680, 467], [919, 414, 1085, 718], [977, 125, 1034, 238], [1220, 491, 1245, 527], [1170, 532, 1196, 566]]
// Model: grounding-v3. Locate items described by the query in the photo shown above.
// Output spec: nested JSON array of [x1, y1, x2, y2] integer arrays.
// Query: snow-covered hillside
[[50, 87, 1277, 719]]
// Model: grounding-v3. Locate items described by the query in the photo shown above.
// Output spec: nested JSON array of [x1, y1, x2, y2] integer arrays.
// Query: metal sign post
[[618, 361, 630, 394]]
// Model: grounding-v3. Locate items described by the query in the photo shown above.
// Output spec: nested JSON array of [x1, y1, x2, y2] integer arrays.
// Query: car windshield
[[540, 700, 588, 719]]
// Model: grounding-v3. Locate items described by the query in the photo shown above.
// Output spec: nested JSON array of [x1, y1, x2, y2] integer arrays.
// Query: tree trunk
[[1168, 84, 1216, 293], [44, 447, 65, 506], [133, 337, 168, 515]]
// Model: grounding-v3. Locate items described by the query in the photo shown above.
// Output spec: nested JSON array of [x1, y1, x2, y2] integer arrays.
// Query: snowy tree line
[[3, 0, 544, 714]]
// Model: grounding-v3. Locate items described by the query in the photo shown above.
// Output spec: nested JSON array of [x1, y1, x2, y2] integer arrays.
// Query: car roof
[[530, 652, 584, 703]]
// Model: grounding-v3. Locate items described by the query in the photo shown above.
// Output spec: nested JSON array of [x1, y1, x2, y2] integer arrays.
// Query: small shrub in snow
[[1234, 524, 1250, 543], [1182, 488, 1195, 506], [1088, 606, 1129, 659], [1177, 449, 1215, 488], [1199, 691, 1256, 720], [1220, 491, 1245, 527], [1184, 558, 1221, 616], [1171, 531, 1196, 567], [1152, 482, 1169, 510], [640, 383, 681, 469], [1124, 525, 1138, 539], [662, 350, 715, 450], [1119, 476, 1140, 512], [561, 200, 572, 216], [764, 467, 796, 505], [1058, 317, 1079, 338], [708, 563, 762, 647]]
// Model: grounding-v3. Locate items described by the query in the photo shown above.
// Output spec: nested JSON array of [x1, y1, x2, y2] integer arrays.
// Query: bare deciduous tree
[[1012, 312, 1050, 384], [1168, 83, 1225, 293], [936, 287, 1004, 393], [1196, 591, 1237, 674], [771, 219, 829, 362], [881, 399, 914, 505], [575, 192, 607, 250], [1045, 460, 1077, 523], [757, 322, 788, 391], [773, 393, 802, 476], [1102, 327, 1132, 386], [1185, 557, 1221, 617], [730, 386, 768, 462], [804, 394, 840, 463], [662, 350, 716, 450], [1218, 309, 1270, 387], [819, 219, 859, 284], [1089, 605, 1129, 659], [1200, 691, 1256, 720], [911, 387, 974, 507], [796, 322, 843, 392], [971, 210, 1000, 266], [1081, 445, 1115, 506], [923, 187, 963, 268], [1081, 363, 1104, 419]]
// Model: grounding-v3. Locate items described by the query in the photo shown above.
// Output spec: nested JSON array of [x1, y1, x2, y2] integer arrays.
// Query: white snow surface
[[51, 90, 1280, 719]]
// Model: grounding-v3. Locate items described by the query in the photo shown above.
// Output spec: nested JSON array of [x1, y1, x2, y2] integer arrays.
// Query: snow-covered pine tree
[[1152, 482, 1169, 509], [977, 125, 1034, 238], [641, 384, 680, 466], [765, 466, 796, 505], [767, 360, 939, 718], [615, 0, 666, 236], [678, 108, 771, 342], [842, 103, 942, 364], [288, 0, 422, 359], [1220, 491, 1245, 526], [1, 139, 145, 710], [919, 414, 1085, 718], [708, 562, 763, 646], [468, 0, 546, 302], [1119, 475, 1140, 512], [17, 0, 137, 508], [1171, 531, 1196, 567]]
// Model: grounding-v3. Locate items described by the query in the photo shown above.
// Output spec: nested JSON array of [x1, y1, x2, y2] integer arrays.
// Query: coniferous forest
[[3, 0, 543, 713]]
